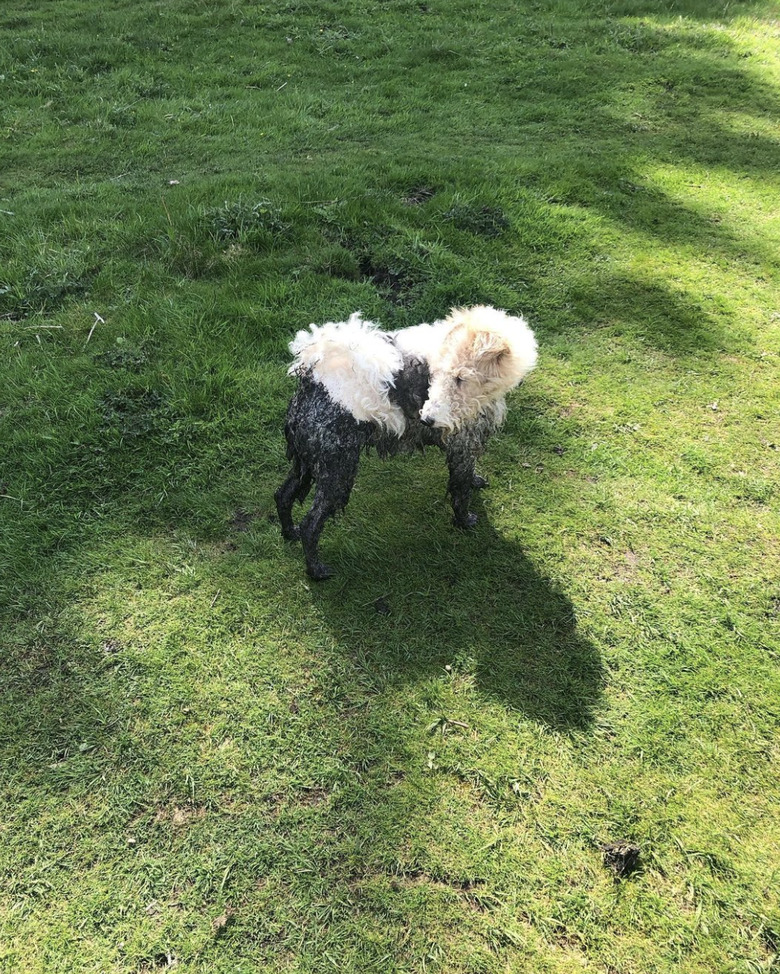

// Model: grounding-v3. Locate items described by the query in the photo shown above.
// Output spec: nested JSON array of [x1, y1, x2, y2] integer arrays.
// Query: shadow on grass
[[570, 271, 737, 354], [0, 623, 138, 818], [283, 464, 602, 733]]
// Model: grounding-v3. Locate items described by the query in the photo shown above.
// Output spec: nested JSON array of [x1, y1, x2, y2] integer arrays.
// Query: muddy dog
[[275, 305, 538, 579]]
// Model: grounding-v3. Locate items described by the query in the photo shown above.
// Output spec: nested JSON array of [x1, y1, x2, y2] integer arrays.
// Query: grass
[[1, 0, 779, 970]]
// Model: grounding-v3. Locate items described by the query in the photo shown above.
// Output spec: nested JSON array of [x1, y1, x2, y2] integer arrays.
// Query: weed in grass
[[99, 387, 169, 438], [207, 198, 291, 247], [95, 338, 150, 372], [0, 248, 97, 320]]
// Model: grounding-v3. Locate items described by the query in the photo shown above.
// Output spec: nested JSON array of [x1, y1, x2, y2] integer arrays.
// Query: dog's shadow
[[302, 463, 602, 732]]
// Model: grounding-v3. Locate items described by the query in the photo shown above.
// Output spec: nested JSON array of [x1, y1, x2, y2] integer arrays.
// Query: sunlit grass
[[1, 0, 779, 970]]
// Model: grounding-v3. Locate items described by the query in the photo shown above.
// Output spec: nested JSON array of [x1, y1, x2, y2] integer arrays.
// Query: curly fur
[[289, 312, 407, 435], [277, 305, 537, 579], [419, 305, 538, 431]]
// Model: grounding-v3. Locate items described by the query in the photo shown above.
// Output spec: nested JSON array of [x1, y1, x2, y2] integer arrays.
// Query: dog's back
[[289, 313, 407, 434]]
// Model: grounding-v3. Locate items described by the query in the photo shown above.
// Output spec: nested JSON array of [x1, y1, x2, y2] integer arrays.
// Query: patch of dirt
[[357, 255, 413, 304], [138, 952, 178, 971], [229, 508, 257, 532], [563, 469, 599, 483], [558, 402, 583, 419], [374, 596, 391, 616], [600, 840, 640, 878], [298, 786, 329, 806], [154, 805, 207, 828], [211, 539, 239, 555], [389, 868, 485, 891], [211, 907, 235, 939]]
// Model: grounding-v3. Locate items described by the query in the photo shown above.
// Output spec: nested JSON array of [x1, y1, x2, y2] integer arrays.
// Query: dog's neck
[[387, 351, 431, 423]]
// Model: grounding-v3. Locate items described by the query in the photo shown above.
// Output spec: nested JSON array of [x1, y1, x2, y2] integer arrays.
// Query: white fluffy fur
[[289, 312, 407, 435], [390, 318, 453, 364], [419, 305, 538, 430], [289, 306, 537, 435]]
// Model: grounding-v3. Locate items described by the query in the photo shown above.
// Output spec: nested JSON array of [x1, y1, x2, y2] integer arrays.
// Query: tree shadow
[[569, 271, 737, 355], [481, 0, 779, 356], [586, 176, 777, 272]]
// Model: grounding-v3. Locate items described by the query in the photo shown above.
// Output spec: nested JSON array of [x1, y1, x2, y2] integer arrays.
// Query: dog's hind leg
[[298, 455, 360, 581], [275, 457, 313, 541]]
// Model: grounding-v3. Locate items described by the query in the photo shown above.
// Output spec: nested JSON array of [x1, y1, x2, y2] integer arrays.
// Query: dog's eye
[[454, 375, 464, 386]]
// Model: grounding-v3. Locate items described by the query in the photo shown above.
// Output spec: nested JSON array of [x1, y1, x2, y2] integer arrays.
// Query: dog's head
[[419, 306, 537, 431]]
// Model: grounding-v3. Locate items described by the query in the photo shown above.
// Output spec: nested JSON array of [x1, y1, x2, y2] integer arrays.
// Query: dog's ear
[[472, 330, 511, 378]]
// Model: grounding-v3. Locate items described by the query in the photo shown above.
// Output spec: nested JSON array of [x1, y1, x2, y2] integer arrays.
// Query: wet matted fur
[[275, 305, 538, 580]]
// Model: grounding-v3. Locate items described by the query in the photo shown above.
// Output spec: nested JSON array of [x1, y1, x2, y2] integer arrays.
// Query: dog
[[275, 305, 538, 579]]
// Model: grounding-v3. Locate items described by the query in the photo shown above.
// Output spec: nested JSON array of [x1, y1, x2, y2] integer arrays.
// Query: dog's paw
[[472, 474, 489, 489], [307, 561, 335, 581], [453, 512, 478, 529]]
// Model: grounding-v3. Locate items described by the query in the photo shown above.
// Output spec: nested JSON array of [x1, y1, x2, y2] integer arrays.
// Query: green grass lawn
[[1, 0, 779, 970]]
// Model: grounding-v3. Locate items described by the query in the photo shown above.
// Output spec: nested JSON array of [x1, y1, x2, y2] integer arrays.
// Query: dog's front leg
[[445, 437, 479, 529]]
